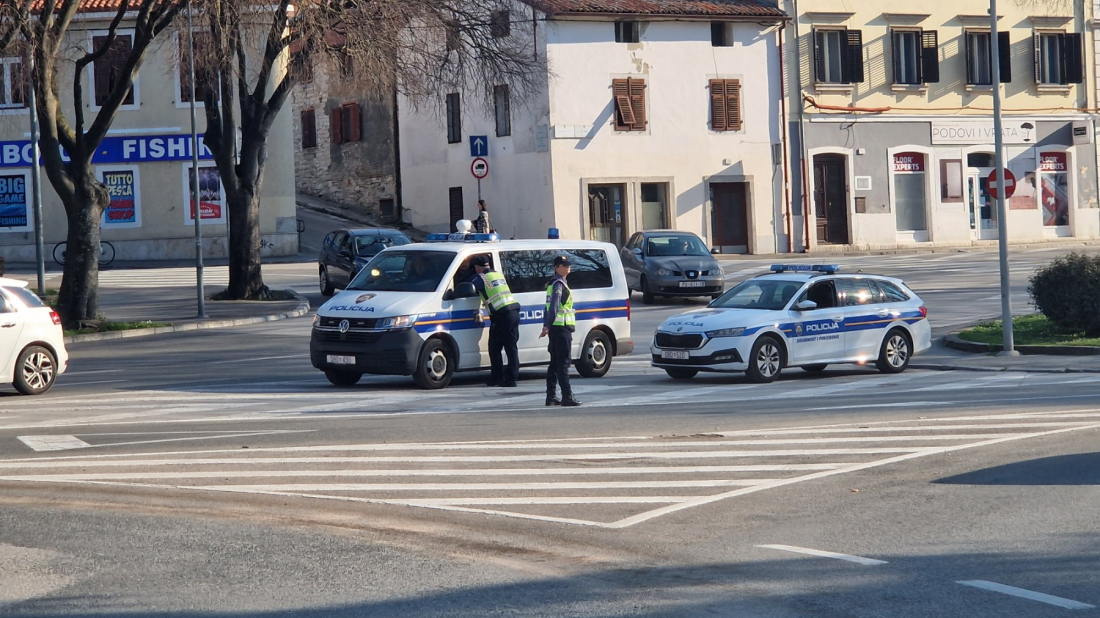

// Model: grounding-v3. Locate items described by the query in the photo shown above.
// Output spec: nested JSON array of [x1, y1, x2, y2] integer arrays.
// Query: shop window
[[640, 183, 668, 230], [814, 28, 865, 84], [940, 159, 963, 203], [892, 29, 939, 85], [612, 77, 646, 131], [615, 21, 639, 43], [709, 79, 741, 132], [892, 152, 928, 232], [1035, 32, 1083, 85], [91, 33, 135, 107], [1039, 152, 1070, 226], [446, 92, 461, 143], [966, 31, 1012, 85], [0, 55, 27, 108]]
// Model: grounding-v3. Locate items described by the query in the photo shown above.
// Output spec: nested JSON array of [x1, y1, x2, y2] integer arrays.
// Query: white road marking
[[756, 544, 887, 566], [18, 435, 91, 452], [55, 380, 129, 387], [63, 369, 124, 376], [957, 580, 1095, 610], [190, 479, 774, 492], [209, 354, 308, 365]]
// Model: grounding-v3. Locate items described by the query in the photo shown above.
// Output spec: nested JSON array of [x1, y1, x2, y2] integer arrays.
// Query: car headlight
[[657, 268, 673, 276], [380, 314, 417, 329], [312, 314, 320, 327], [705, 327, 745, 338]]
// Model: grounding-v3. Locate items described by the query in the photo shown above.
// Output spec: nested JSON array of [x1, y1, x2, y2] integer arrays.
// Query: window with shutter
[[710, 79, 741, 132], [1034, 31, 1081, 85], [343, 102, 361, 142], [612, 78, 646, 131], [920, 30, 940, 83], [0, 55, 26, 108], [446, 92, 461, 143], [998, 31, 1012, 83], [331, 106, 343, 144], [179, 31, 218, 104], [490, 11, 510, 38], [494, 84, 511, 137], [92, 33, 135, 107], [301, 110, 316, 149]]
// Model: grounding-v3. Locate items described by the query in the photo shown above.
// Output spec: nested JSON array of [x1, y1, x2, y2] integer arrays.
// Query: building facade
[[0, 13, 297, 263], [785, 0, 1100, 252], [397, 0, 791, 253]]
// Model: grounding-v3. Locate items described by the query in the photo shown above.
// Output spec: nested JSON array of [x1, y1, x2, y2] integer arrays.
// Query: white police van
[[651, 265, 931, 383], [310, 223, 634, 389]]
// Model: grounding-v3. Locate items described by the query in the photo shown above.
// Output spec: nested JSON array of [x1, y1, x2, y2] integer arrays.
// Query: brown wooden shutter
[[628, 77, 646, 130], [301, 110, 316, 148], [331, 106, 343, 143], [998, 31, 1012, 83], [1033, 31, 1042, 83], [346, 103, 361, 142], [710, 79, 728, 131], [726, 79, 741, 131], [612, 78, 634, 129]]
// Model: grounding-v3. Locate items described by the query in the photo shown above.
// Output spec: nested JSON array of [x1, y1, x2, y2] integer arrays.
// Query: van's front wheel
[[575, 330, 612, 378], [413, 338, 455, 389]]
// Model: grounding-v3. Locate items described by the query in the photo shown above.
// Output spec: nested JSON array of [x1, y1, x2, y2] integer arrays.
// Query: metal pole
[[989, 0, 1017, 355], [27, 53, 45, 297], [477, 178, 482, 201], [188, 1, 206, 318]]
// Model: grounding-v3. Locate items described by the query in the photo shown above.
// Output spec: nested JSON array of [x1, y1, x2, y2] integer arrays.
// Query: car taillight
[[919, 305, 927, 318], [50, 310, 61, 325], [626, 298, 631, 321]]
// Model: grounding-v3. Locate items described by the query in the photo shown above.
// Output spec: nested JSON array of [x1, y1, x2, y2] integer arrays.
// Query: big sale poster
[[0, 172, 30, 232], [100, 168, 141, 228]]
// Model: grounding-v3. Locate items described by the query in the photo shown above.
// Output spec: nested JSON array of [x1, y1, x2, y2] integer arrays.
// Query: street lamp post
[[27, 53, 46, 297], [187, 0, 207, 318], [989, 0, 1018, 356]]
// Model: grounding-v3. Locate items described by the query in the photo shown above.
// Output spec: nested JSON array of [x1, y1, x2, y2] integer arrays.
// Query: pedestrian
[[470, 255, 521, 387], [475, 199, 494, 234], [539, 255, 581, 407]]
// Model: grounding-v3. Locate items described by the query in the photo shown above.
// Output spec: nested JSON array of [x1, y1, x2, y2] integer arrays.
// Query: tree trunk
[[224, 186, 268, 299], [56, 184, 107, 327]]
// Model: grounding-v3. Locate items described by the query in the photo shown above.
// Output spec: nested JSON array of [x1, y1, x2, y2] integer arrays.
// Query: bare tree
[[20, 0, 186, 326], [193, 0, 543, 300]]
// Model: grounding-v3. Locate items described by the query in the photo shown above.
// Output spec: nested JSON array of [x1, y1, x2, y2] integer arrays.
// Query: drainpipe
[[790, 0, 812, 252], [778, 23, 794, 253]]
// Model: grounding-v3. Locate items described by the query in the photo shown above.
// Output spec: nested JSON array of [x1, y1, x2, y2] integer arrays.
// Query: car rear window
[[1, 285, 45, 308], [877, 281, 911, 302], [500, 249, 613, 293]]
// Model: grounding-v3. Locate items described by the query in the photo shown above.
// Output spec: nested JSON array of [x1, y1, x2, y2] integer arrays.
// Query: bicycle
[[52, 241, 116, 267]]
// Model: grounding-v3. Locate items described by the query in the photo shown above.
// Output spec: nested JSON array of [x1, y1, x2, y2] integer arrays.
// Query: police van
[[310, 223, 634, 389], [651, 265, 931, 383]]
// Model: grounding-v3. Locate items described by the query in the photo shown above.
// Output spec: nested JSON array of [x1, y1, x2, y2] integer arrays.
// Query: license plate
[[660, 350, 690, 360], [327, 355, 356, 365], [679, 281, 706, 288]]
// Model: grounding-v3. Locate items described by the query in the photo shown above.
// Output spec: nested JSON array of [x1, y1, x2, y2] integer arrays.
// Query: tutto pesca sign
[[0, 133, 213, 168]]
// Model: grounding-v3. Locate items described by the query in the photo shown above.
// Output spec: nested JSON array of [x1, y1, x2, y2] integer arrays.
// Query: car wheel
[[746, 336, 784, 384], [575, 329, 612, 378], [664, 368, 698, 380], [801, 364, 828, 373], [876, 328, 912, 374], [13, 345, 57, 395], [641, 276, 655, 305], [413, 338, 455, 389], [324, 369, 362, 387], [319, 266, 335, 297]]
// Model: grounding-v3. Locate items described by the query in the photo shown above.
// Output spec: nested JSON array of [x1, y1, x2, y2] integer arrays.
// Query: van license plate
[[661, 350, 690, 360], [327, 355, 356, 365], [679, 281, 706, 288]]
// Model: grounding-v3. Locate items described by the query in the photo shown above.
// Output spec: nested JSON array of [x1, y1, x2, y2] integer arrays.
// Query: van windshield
[[347, 250, 456, 293]]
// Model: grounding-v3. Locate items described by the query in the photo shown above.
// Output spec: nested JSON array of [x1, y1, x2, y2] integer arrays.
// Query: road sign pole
[[990, 0, 1017, 355], [477, 178, 482, 201]]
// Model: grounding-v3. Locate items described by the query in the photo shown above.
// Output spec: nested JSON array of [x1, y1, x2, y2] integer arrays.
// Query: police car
[[310, 221, 633, 389], [651, 265, 931, 382]]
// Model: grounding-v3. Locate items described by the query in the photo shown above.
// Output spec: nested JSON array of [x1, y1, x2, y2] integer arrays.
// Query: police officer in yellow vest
[[539, 255, 581, 407], [471, 255, 521, 387]]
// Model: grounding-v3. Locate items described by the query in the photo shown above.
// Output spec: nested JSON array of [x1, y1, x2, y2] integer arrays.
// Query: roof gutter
[[543, 12, 790, 23]]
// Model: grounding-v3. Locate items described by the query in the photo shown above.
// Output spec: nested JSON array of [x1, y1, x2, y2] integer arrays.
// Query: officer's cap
[[471, 255, 491, 267], [553, 255, 571, 268]]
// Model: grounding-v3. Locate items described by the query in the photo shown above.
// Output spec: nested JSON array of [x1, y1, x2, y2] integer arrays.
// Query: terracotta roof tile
[[525, 0, 787, 19], [29, 0, 142, 13]]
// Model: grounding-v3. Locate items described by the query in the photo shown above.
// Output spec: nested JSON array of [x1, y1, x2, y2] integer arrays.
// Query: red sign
[[471, 157, 489, 179], [987, 168, 1017, 199], [1039, 152, 1068, 172], [892, 152, 925, 173]]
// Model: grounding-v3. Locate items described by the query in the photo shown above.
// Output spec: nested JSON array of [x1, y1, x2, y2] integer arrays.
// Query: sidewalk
[[912, 339, 1100, 373]]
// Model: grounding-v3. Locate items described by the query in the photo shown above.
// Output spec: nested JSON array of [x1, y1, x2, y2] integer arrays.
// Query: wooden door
[[813, 156, 849, 245], [711, 182, 748, 252]]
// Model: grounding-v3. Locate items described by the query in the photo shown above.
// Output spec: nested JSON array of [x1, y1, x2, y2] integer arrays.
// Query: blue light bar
[[770, 264, 839, 274], [425, 232, 501, 243], [466, 233, 501, 243], [425, 233, 450, 242]]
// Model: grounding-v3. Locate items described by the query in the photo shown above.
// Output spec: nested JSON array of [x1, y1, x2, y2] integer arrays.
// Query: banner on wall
[[892, 152, 926, 173], [0, 134, 212, 168], [186, 164, 225, 223], [101, 168, 140, 227], [0, 173, 29, 231], [1040, 152, 1069, 226]]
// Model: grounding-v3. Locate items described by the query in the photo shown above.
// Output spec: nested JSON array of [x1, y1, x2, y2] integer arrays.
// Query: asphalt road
[[1, 222, 1098, 617]]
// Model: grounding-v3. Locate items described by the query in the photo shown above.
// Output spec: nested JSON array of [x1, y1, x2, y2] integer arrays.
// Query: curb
[[64, 290, 310, 344], [944, 331, 1100, 356]]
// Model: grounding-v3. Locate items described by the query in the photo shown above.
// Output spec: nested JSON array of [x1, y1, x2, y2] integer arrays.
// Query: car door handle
[[0, 322, 15, 328], [876, 310, 890, 318]]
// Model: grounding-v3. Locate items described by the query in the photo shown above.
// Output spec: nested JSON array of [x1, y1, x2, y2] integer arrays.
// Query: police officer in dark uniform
[[539, 255, 580, 407], [470, 255, 521, 387]]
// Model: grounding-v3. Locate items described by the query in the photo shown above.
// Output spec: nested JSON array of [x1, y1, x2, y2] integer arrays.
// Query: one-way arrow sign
[[470, 135, 489, 157]]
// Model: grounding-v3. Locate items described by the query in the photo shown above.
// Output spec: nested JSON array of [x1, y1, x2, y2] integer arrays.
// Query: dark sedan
[[319, 228, 412, 296], [620, 230, 724, 304]]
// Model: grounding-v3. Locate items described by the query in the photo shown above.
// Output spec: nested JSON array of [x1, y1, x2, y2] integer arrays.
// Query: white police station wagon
[[311, 223, 634, 389], [651, 265, 931, 383]]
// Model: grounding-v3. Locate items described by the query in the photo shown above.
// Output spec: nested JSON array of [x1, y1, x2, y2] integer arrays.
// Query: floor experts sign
[[0, 134, 213, 168]]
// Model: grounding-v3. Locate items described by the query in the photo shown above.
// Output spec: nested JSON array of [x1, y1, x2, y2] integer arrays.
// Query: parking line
[[957, 580, 1095, 610], [756, 545, 887, 566]]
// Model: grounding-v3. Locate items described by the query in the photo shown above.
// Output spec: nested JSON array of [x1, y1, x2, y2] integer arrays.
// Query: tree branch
[[251, 0, 291, 104], [73, 0, 131, 153]]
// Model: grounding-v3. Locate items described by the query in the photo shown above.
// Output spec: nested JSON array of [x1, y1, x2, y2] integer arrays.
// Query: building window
[[179, 31, 218, 104], [301, 109, 317, 149], [709, 78, 741, 132], [891, 29, 939, 85], [813, 28, 864, 84], [892, 152, 928, 232], [612, 77, 646, 131], [1035, 32, 1083, 85], [92, 33, 135, 107], [490, 11, 510, 38], [448, 186, 464, 231], [0, 56, 26, 109], [445, 92, 461, 143], [330, 102, 360, 144], [446, 21, 461, 52], [711, 22, 731, 47], [940, 159, 963, 203], [966, 31, 992, 85], [493, 84, 510, 137], [615, 21, 639, 43]]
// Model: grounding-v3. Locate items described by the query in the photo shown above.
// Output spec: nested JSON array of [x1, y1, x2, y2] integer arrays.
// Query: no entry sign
[[987, 168, 1016, 200]]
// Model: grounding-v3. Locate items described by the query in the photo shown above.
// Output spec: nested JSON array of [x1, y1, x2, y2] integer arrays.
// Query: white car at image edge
[[651, 265, 932, 383], [0, 277, 68, 395]]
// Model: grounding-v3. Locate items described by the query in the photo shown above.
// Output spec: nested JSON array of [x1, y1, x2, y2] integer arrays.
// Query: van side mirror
[[794, 300, 817, 311], [630, 247, 642, 256], [710, 248, 720, 255], [453, 282, 478, 299]]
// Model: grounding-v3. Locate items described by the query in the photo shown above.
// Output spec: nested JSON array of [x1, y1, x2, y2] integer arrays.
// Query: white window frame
[[182, 162, 227, 226], [0, 56, 25, 112], [887, 145, 935, 243], [1036, 30, 1066, 85], [815, 28, 846, 84], [0, 169, 33, 233], [96, 165, 142, 229], [1037, 147, 1075, 234], [88, 29, 140, 112], [892, 29, 922, 85], [965, 30, 993, 86]]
